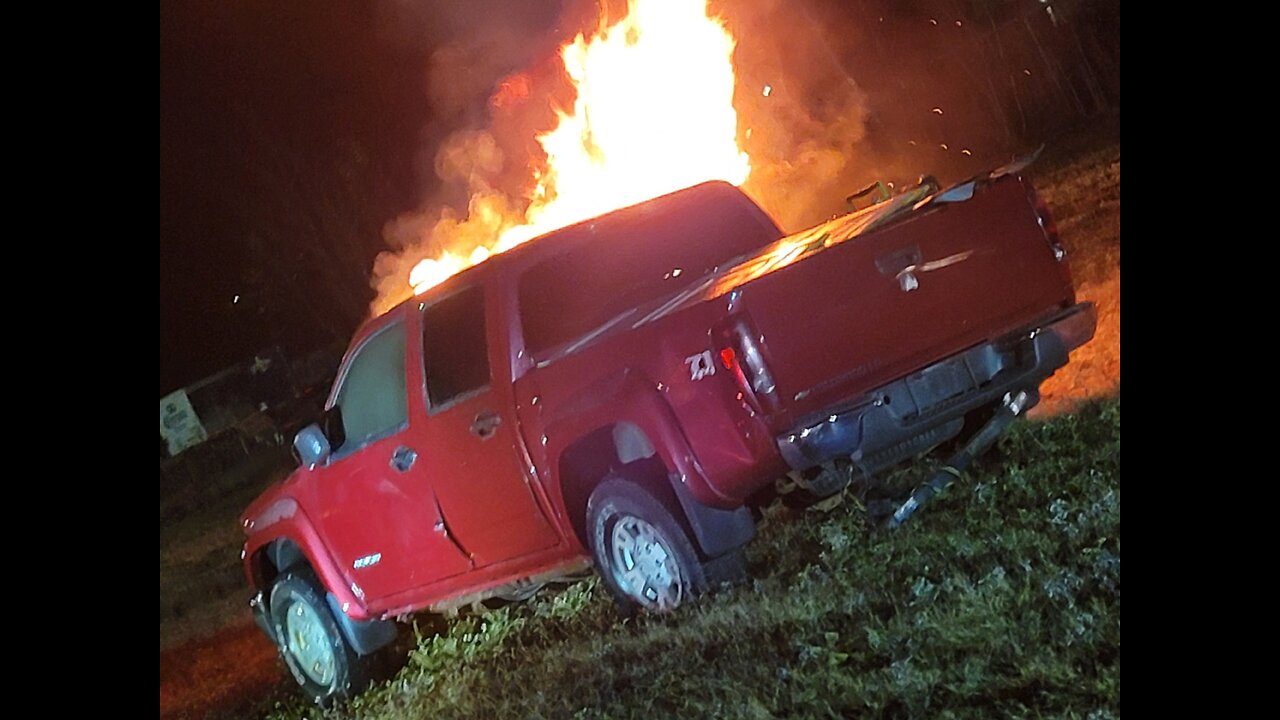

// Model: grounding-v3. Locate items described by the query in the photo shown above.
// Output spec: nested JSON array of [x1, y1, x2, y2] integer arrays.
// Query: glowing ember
[[406, 0, 750, 297]]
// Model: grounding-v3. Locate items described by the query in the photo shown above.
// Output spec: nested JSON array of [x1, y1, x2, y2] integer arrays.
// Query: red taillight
[[1026, 184, 1074, 301], [1035, 199, 1060, 242], [714, 315, 779, 414], [737, 331, 777, 396], [1028, 187, 1065, 262]]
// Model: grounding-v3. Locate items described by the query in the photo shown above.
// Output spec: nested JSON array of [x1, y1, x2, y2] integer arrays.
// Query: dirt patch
[[1032, 268, 1120, 418], [159, 621, 289, 720]]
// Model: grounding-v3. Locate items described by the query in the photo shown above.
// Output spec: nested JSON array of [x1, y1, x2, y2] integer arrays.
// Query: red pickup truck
[[241, 162, 1094, 702]]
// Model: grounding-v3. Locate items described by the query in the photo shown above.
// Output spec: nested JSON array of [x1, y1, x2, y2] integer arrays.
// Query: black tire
[[586, 478, 707, 614], [268, 570, 369, 705]]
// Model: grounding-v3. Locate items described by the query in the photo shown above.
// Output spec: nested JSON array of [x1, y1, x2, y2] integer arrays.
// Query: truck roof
[[392, 180, 782, 311]]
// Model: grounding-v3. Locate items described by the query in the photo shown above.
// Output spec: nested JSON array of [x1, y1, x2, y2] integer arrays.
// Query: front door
[[311, 317, 473, 604]]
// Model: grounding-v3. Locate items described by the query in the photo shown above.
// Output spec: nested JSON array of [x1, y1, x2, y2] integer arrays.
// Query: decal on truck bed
[[686, 351, 717, 381]]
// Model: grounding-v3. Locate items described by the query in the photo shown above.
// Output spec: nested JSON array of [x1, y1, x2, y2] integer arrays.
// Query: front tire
[[268, 570, 368, 705], [586, 478, 707, 614]]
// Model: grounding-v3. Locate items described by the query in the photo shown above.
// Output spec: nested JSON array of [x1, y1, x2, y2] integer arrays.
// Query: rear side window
[[422, 285, 490, 410], [333, 323, 407, 452]]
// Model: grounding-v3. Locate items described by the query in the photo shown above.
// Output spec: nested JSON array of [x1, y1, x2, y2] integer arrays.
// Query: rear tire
[[586, 478, 707, 614], [268, 570, 369, 705]]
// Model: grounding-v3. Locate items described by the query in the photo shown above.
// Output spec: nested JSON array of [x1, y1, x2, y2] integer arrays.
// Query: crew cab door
[[310, 317, 473, 603], [406, 283, 560, 567]]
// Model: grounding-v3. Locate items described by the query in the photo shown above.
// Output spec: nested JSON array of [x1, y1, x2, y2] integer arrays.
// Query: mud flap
[[324, 593, 397, 656], [669, 474, 756, 559]]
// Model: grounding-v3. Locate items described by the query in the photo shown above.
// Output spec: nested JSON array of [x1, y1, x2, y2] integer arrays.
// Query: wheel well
[[558, 423, 673, 549], [249, 538, 310, 591]]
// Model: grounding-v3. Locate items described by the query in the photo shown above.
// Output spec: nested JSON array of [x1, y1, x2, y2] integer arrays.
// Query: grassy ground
[[258, 397, 1119, 720]]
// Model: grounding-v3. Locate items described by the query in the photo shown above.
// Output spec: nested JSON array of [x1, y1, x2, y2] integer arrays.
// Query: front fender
[[241, 498, 369, 620]]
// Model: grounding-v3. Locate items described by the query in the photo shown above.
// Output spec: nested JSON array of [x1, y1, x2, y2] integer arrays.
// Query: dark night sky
[[162, 1, 406, 395], [159, 0, 563, 396]]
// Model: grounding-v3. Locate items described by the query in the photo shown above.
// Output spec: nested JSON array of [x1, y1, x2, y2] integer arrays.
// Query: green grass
[[262, 397, 1119, 719]]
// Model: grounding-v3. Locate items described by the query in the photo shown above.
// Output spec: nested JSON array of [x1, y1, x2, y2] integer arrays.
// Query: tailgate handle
[[875, 245, 922, 276], [471, 410, 502, 440], [876, 245, 923, 292]]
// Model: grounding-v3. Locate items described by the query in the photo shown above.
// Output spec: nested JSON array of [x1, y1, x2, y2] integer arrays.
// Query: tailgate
[[732, 175, 1074, 425]]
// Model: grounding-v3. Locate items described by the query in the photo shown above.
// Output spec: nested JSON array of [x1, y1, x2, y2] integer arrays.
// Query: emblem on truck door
[[685, 351, 717, 381]]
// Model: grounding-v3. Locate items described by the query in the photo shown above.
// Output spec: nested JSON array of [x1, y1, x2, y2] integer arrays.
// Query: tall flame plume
[[391, 0, 750, 309]]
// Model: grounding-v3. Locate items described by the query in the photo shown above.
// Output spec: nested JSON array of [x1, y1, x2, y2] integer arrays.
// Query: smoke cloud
[[724, 0, 871, 231], [367, 0, 1068, 315]]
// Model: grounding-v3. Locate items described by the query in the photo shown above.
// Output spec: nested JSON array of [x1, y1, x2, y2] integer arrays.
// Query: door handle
[[470, 410, 502, 440], [389, 446, 417, 473]]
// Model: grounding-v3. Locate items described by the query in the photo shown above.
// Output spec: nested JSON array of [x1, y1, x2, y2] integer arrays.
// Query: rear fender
[[548, 369, 753, 557], [546, 368, 716, 501]]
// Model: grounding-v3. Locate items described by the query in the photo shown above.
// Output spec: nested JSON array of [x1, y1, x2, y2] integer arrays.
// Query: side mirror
[[293, 424, 331, 469]]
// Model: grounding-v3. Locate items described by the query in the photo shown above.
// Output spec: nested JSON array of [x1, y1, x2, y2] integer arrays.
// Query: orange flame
[[406, 0, 749, 298]]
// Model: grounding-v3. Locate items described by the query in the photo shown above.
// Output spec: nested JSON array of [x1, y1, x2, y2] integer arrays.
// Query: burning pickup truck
[[241, 161, 1093, 703]]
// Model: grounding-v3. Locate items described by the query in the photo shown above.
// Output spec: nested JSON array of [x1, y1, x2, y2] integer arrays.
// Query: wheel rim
[[609, 515, 684, 610], [283, 595, 336, 687]]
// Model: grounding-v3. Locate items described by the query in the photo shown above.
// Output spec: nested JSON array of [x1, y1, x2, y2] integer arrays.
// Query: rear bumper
[[776, 302, 1096, 471]]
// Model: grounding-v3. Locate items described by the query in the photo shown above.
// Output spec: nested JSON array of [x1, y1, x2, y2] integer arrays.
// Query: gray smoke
[[367, 0, 1038, 313]]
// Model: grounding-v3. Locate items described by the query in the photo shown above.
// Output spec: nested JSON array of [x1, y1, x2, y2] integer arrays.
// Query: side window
[[332, 323, 407, 453], [422, 285, 490, 410]]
